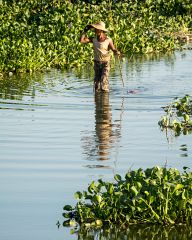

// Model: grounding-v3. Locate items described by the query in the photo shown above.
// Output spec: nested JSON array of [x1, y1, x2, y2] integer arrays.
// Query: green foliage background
[[0, 0, 191, 73]]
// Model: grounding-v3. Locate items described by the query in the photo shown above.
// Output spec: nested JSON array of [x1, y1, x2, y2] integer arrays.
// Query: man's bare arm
[[108, 39, 120, 55], [79, 25, 93, 43], [79, 33, 92, 43]]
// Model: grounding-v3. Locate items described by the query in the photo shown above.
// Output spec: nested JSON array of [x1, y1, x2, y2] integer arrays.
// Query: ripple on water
[[0, 50, 192, 240]]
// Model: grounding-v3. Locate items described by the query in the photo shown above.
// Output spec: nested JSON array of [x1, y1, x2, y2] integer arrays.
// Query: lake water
[[0, 50, 192, 240]]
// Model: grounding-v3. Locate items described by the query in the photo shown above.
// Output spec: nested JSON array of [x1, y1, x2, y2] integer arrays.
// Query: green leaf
[[131, 186, 138, 196], [95, 219, 102, 225], [63, 205, 73, 211], [183, 114, 190, 122], [74, 191, 83, 200], [108, 184, 114, 194], [182, 190, 186, 200], [63, 220, 70, 226], [149, 196, 155, 204], [174, 184, 184, 191], [114, 174, 122, 182], [96, 195, 102, 203], [69, 220, 77, 227], [63, 212, 70, 218], [144, 191, 149, 196]]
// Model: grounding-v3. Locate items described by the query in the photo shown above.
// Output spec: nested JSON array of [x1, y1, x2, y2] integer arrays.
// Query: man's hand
[[114, 49, 121, 57], [83, 25, 92, 32]]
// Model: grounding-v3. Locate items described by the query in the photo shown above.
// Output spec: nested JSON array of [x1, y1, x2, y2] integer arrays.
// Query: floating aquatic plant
[[63, 166, 192, 228], [0, 0, 191, 74], [159, 95, 192, 136]]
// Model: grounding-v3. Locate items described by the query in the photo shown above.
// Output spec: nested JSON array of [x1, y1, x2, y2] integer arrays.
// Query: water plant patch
[[159, 95, 192, 136], [0, 0, 191, 74], [62, 166, 192, 228]]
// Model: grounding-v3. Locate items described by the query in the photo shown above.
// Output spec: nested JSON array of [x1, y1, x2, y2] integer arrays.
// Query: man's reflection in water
[[81, 92, 122, 166], [95, 92, 112, 161]]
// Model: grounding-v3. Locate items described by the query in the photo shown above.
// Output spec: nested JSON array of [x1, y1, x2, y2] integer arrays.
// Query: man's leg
[[94, 61, 102, 91], [100, 62, 110, 92]]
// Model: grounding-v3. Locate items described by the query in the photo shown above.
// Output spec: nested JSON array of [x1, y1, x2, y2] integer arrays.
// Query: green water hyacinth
[[0, 0, 192, 74], [159, 95, 192, 136], [63, 166, 192, 227]]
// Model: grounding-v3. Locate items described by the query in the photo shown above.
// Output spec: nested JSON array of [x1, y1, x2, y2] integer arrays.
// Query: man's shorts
[[94, 61, 110, 92]]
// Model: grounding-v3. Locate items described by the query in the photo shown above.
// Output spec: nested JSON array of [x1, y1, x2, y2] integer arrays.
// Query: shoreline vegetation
[[0, 0, 192, 76]]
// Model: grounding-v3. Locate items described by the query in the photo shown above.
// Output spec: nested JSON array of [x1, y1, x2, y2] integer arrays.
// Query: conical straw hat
[[90, 21, 108, 32]]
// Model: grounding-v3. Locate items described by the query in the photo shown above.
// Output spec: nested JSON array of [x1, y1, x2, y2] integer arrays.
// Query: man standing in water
[[79, 21, 120, 92]]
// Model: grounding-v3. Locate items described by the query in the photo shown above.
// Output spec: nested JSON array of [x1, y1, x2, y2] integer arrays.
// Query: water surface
[[0, 50, 192, 240]]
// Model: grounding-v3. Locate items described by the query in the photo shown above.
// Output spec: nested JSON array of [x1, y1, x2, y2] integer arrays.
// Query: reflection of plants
[[158, 95, 192, 136], [0, 73, 44, 100], [63, 166, 192, 228], [70, 223, 192, 240]]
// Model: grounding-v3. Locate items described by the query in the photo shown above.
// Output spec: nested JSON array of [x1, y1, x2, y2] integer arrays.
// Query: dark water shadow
[[72, 224, 192, 240]]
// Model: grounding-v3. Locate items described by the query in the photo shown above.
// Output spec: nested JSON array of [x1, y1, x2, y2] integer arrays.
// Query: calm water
[[0, 50, 192, 240]]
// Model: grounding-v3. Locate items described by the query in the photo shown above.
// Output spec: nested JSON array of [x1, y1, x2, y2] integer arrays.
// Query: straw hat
[[90, 21, 108, 32]]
